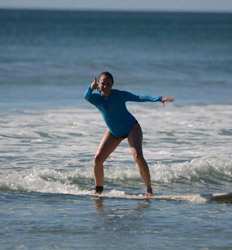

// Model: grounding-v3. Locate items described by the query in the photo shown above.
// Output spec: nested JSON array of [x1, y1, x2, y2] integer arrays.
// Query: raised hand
[[90, 78, 99, 90]]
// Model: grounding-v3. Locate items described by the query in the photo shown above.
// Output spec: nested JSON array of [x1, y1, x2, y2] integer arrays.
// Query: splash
[[0, 156, 231, 195]]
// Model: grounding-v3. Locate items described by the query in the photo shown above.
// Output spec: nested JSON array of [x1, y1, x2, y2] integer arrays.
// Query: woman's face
[[98, 75, 113, 96]]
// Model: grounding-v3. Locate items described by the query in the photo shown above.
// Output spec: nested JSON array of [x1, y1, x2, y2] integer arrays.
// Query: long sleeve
[[121, 90, 162, 103], [84, 86, 102, 106]]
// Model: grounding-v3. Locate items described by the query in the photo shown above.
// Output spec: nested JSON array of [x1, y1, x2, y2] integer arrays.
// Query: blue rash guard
[[84, 87, 162, 137]]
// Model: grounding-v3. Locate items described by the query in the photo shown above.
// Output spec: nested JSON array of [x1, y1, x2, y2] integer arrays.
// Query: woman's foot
[[144, 186, 153, 199], [95, 186, 104, 195]]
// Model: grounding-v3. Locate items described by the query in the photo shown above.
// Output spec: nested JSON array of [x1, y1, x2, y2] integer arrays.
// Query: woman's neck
[[101, 89, 112, 97]]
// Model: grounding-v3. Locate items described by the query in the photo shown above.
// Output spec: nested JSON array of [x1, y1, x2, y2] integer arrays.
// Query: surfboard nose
[[204, 193, 232, 203]]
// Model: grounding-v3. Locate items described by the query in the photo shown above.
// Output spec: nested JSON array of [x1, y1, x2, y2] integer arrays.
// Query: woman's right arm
[[84, 79, 102, 105]]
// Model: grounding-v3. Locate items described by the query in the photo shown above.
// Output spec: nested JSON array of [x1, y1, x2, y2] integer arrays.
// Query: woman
[[84, 72, 174, 197]]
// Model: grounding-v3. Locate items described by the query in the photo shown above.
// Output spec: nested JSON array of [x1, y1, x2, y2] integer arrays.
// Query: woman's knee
[[130, 148, 144, 162], [94, 153, 105, 165]]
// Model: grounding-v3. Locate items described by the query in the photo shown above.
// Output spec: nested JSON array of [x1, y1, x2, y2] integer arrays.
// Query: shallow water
[[1, 104, 232, 249], [1, 192, 232, 250]]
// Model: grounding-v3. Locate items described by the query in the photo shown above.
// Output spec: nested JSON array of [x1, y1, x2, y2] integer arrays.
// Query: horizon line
[[0, 6, 232, 14]]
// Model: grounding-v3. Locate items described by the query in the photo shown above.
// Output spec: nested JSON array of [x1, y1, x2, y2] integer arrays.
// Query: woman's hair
[[98, 71, 114, 84]]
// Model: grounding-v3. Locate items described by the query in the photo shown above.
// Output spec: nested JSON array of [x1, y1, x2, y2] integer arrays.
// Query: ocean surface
[[0, 9, 232, 250]]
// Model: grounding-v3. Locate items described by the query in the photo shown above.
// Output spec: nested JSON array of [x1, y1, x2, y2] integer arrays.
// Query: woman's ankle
[[146, 186, 153, 194]]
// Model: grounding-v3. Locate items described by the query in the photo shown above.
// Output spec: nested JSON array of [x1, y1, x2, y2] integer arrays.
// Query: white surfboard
[[76, 191, 232, 203]]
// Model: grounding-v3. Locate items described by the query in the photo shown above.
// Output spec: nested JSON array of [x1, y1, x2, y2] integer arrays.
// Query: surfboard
[[76, 191, 232, 203]]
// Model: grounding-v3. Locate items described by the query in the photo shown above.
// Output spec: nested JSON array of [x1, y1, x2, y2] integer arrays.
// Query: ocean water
[[0, 9, 232, 250]]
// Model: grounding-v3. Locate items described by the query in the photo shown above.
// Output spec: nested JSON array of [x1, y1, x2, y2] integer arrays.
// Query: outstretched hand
[[161, 96, 175, 106]]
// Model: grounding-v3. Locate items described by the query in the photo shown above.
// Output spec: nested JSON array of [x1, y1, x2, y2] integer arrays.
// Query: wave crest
[[152, 157, 232, 184], [0, 156, 231, 194]]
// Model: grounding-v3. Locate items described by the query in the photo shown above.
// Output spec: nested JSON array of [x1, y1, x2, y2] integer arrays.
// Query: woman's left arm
[[122, 91, 174, 104], [122, 90, 162, 103]]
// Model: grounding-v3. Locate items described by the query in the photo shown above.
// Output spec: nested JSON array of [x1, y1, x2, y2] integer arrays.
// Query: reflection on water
[[93, 196, 151, 214]]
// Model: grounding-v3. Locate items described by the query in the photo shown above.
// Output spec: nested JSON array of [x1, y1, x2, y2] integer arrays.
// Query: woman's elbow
[[83, 90, 90, 101]]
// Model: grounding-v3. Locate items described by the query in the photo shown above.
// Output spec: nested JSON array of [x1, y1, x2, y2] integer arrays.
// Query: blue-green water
[[0, 9, 232, 250], [2, 192, 232, 250]]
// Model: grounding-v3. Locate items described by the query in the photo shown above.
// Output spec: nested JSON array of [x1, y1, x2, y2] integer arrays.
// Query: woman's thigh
[[95, 130, 123, 162], [127, 123, 143, 155]]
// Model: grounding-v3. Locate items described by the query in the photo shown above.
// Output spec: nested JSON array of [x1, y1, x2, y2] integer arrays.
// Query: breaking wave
[[1, 156, 231, 195]]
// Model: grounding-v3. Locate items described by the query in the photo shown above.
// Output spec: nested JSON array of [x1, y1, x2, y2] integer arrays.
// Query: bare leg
[[94, 130, 123, 189], [127, 123, 153, 194]]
